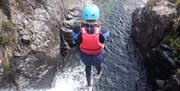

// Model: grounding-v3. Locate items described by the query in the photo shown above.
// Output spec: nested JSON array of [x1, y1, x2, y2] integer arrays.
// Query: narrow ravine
[[1, 0, 149, 91], [48, 0, 149, 91]]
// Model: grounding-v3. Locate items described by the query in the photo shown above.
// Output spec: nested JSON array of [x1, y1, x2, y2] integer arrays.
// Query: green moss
[[1, 20, 18, 33], [163, 34, 180, 60], [164, 35, 180, 48], [162, 16, 180, 60], [3, 47, 13, 75], [0, 34, 16, 45], [176, 0, 180, 8], [0, 20, 17, 46]]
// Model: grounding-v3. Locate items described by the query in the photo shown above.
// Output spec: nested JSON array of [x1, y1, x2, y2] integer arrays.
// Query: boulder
[[132, 0, 177, 50], [0, 0, 82, 89], [132, 0, 180, 90]]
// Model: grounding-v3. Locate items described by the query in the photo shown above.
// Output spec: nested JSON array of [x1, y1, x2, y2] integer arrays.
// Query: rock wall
[[132, 0, 177, 50], [0, 0, 83, 89], [132, 0, 180, 91]]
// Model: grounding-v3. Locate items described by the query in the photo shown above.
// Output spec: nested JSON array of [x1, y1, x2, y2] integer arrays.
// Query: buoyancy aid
[[80, 26, 104, 55]]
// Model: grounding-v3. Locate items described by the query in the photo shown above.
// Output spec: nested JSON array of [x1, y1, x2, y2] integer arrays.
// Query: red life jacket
[[80, 26, 104, 55]]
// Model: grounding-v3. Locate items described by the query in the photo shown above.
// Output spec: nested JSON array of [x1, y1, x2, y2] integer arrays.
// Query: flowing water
[[46, 0, 149, 91], [2, 0, 149, 91]]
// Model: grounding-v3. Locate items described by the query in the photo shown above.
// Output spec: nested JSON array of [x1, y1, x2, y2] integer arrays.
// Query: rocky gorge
[[0, 0, 179, 91], [0, 0, 82, 90], [132, 0, 180, 90]]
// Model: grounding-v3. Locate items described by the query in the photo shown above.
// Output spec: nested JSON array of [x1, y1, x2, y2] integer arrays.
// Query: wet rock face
[[132, 0, 180, 91], [10, 0, 60, 57], [0, 0, 82, 89], [7, 0, 61, 88], [12, 53, 58, 89], [156, 75, 180, 91], [10, 0, 81, 57], [132, 0, 177, 50], [0, 0, 11, 19], [60, 7, 81, 56]]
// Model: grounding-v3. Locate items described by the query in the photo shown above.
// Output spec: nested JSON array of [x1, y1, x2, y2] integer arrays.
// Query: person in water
[[72, 4, 109, 90]]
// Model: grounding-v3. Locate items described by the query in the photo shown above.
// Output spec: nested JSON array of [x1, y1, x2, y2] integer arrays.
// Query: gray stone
[[156, 80, 166, 88], [19, 29, 30, 35], [132, 0, 177, 49], [32, 21, 45, 32], [132, 1, 180, 90], [33, 38, 42, 46], [0, 0, 81, 89], [13, 52, 28, 57], [69, 7, 81, 17], [21, 35, 31, 42], [61, 27, 73, 33], [63, 19, 79, 29], [44, 40, 50, 47], [65, 13, 74, 20], [34, 8, 50, 21], [30, 44, 37, 50], [23, 19, 29, 26]]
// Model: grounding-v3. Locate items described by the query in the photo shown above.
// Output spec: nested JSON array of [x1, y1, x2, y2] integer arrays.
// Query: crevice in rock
[[0, 0, 11, 20]]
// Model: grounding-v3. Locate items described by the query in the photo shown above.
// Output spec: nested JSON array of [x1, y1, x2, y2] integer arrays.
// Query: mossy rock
[[0, 34, 16, 46], [3, 47, 13, 75], [163, 17, 180, 60], [163, 34, 180, 60], [176, 0, 180, 8], [0, 20, 18, 33], [164, 35, 180, 48], [0, 20, 18, 46]]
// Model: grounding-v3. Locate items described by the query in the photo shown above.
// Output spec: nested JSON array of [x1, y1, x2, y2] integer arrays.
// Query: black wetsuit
[[72, 24, 109, 86]]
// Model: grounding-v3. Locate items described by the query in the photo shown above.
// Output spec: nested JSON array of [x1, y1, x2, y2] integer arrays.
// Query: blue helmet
[[83, 4, 100, 21]]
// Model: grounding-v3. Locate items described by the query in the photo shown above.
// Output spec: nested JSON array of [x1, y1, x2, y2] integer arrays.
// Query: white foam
[[48, 65, 87, 91]]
